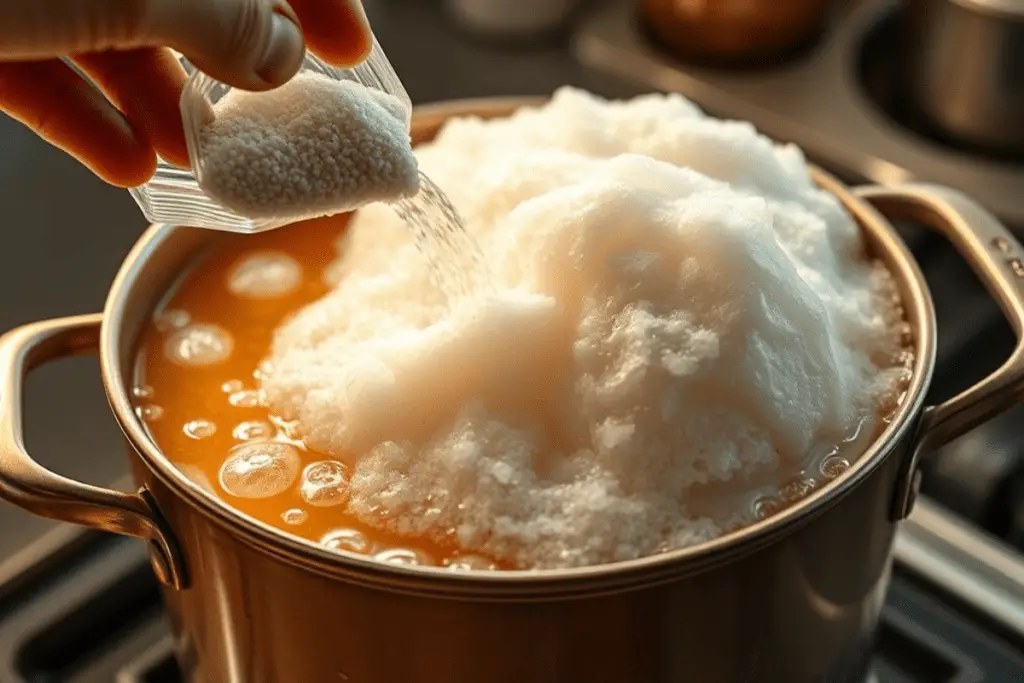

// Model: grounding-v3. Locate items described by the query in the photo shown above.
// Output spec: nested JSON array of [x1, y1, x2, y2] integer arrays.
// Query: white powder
[[197, 73, 419, 220], [262, 88, 911, 569]]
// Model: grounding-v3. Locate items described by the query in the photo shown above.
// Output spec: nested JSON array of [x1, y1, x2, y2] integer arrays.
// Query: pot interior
[[100, 98, 936, 587]]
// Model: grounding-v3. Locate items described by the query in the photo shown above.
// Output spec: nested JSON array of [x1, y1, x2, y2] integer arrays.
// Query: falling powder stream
[[391, 172, 496, 300]]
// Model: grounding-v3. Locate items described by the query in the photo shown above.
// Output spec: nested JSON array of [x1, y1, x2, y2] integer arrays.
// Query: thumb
[[0, 0, 307, 90]]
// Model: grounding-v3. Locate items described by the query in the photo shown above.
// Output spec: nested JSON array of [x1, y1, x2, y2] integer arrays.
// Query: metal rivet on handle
[[992, 236, 1013, 253], [1008, 258, 1024, 278]]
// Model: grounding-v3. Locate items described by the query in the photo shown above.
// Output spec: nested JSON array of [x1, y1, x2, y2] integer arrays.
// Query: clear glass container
[[128, 37, 412, 234]]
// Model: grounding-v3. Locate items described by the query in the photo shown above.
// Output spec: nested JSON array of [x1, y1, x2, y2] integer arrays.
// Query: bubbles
[[780, 477, 816, 504], [136, 404, 164, 421], [752, 496, 782, 521], [184, 419, 217, 440], [321, 528, 373, 554], [374, 548, 434, 567], [445, 554, 497, 571], [219, 441, 300, 499], [299, 460, 349, 507], [233, 420, 275, 441], [253, 360, 275, 382], [282, 508, 308, 525], [228, 389, 262, 408], [221, 379, 245, 393], [820, 456, 850, 481], [132, 385, 154, 399], [154, 309, 191, 332], [165, 324, 233, 367], [227, 252, 303, 299]]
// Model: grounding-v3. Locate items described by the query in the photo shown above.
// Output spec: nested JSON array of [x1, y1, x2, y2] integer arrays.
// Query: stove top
[[573, 0, 1024, 228]]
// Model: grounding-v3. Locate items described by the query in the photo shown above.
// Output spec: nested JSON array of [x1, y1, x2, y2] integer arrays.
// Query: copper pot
[[638, 0, 835, 65], [3, 98, 1024, 683]]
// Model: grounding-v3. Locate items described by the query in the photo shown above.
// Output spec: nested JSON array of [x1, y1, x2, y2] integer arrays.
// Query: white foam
[[219, 441, 300, 499], [299, 460, 350, 507], [227, 251, 303, 299], [263, 88, 910, 569], [165, 324, 233, 367], [198, 74, 419, 220]]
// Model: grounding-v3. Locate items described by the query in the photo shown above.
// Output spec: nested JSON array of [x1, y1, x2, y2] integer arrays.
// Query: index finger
[[289, 0, 372, 67]]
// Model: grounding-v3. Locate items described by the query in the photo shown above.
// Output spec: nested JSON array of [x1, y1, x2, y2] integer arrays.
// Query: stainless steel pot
[[3, 98, 1024, 683], [905, 0, 1024, 155]]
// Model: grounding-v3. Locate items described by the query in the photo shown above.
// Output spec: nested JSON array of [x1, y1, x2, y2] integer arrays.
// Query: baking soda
[[393, 173, 495, 299], [197, 74, 419, 221], [262, 88, 912, 569]]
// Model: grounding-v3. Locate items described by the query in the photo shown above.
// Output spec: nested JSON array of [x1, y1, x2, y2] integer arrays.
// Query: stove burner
[[856, 10, 1024, 167]]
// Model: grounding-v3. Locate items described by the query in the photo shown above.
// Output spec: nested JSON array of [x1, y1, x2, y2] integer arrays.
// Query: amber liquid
[[137, 214, 508, 569]]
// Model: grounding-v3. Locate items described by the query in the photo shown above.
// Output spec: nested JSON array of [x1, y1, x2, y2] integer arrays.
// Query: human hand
[[0, 0, 372, 187]]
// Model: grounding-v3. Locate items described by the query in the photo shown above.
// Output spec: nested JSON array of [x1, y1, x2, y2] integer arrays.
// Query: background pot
[[636, 0, 836, 66], [904, 0, 1024, 156], [2, 99, 1024, 683]]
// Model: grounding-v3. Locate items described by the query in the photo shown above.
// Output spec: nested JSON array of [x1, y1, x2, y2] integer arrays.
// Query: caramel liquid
[[137, 214, 507, 569]]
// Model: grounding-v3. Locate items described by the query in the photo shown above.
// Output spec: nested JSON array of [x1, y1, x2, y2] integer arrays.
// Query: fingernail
[[257, 11, 306, 85], [345, 0, 371, 32], [335, 0, 373, 66]]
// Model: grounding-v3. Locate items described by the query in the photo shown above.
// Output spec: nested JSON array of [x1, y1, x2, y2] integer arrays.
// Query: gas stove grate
[[0, 528, 1022, 683]]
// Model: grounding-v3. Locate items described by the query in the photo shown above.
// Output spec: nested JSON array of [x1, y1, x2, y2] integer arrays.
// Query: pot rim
[[99, 96, 936, 592]]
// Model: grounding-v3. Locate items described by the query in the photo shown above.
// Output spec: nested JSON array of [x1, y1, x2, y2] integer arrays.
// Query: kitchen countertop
[[0, 0, 637, 562]]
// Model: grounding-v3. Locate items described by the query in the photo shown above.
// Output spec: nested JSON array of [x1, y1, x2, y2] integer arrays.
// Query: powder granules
[[197, 73, 419, 221]]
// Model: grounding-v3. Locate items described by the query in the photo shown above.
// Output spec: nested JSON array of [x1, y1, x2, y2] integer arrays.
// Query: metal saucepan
[[2, 98, 1024, 683], [905, 0, 1024, 156]]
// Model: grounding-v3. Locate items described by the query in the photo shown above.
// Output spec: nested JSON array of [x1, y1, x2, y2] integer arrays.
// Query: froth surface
[[263, 88, 910, 569]]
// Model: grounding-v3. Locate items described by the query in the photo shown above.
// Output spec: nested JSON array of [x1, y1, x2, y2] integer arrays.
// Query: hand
[[0, 0, 372, 187]]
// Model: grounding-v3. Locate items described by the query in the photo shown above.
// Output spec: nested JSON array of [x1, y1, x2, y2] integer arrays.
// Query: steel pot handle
[[855, 184, 1024, 522], [0, 314, 186, 589]]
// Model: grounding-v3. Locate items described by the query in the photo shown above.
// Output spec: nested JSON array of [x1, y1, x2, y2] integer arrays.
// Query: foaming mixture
[[137, 88, 913, 571]]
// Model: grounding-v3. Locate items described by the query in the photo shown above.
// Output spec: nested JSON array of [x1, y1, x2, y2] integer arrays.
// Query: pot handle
[[0, 314, 186, 589], [855, 184, 1024, 522]]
